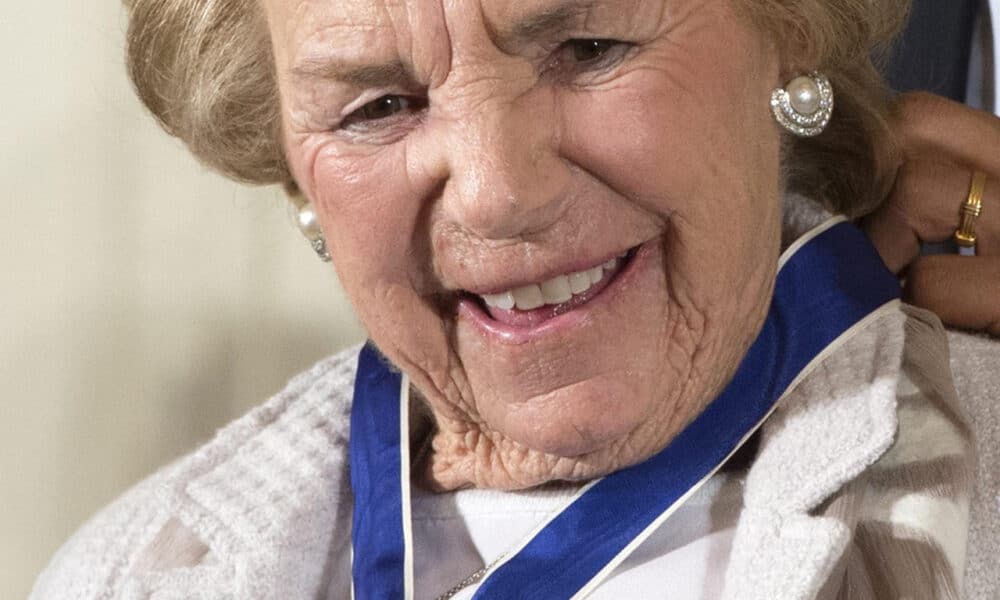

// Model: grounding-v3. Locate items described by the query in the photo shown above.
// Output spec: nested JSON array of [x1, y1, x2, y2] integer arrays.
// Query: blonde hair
[[124, 0, 910, 216]]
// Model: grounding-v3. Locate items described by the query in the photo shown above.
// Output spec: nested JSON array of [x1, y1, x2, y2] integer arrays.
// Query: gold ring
[[955, 171, 987, 256]]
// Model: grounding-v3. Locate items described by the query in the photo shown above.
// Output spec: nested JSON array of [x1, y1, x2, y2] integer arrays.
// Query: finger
[[893, 92, 1000, 176], [862, 193, 921, 273], [863, 161, 961, 272], [862, 161, 1000, 271], [904, 255, 1000, 336]]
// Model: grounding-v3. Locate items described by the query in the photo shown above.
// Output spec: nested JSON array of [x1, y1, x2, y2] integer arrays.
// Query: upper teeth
[[481, 255, 624, 311]]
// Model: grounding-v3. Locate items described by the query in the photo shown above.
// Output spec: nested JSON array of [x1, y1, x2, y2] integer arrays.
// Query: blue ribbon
[[350, 222, 900, 599], [350, 347, 407, 599]]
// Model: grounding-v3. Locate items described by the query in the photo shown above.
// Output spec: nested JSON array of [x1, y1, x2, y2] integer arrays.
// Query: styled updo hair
[[123, 0, 910, 217]]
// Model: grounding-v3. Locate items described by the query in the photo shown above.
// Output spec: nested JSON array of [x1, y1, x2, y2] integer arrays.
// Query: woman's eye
[[549, 39, 632, 80], [344, 95, 426, 128], [567, 39, 618, 63], [359, 96, 414, 121], [335, 93, 428, 142]]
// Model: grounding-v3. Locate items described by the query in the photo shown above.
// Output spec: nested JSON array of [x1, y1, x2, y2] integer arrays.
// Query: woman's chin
[[484, 377, 657, 461]]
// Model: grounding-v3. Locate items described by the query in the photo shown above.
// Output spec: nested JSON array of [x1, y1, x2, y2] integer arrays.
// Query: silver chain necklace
[[411, 435, 503, 600], [434, 555, 507, 600]]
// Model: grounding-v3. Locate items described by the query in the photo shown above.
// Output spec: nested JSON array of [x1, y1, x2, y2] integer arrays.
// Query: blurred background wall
[[0, 4, 365, 598]]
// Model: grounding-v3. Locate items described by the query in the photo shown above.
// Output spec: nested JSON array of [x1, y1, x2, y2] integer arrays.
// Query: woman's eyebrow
[[492, 0, 600, 45], [289, 58, 417, 88]]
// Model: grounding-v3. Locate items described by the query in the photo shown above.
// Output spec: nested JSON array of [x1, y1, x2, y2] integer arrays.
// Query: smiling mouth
[[466, 247, 639, 329]]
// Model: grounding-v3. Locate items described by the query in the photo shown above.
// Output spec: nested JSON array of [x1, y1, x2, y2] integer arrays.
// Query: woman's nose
[[432, 86, 571, 241]]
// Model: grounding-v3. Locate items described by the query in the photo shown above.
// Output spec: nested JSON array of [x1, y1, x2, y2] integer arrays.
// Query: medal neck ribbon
[[349, 220, 901, 599]]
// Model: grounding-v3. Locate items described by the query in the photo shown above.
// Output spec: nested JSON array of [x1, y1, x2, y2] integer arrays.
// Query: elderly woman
[[30, 0, 1000, 598]]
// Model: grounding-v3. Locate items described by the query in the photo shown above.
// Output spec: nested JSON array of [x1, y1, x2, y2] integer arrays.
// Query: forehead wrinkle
[[398, 0, 452, 88], [281, 2, 441, 89]]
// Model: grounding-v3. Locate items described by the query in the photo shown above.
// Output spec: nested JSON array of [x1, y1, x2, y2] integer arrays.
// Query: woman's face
[[266, 0, 785, 489]]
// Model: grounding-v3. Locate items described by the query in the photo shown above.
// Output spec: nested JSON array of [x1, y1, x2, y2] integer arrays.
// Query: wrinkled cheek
[[297, 142, 464, 402], [565, 88, 774, 292], [561, 78, 774, 222], [307, 143, 422, 281]]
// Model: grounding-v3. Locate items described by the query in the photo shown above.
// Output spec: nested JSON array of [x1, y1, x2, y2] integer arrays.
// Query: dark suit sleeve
[[885, 0, 980, 102]]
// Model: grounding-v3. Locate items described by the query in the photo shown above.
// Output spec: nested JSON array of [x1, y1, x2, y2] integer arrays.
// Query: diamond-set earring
[[770, 72, 834, 137], [296, 201, 332, 262]]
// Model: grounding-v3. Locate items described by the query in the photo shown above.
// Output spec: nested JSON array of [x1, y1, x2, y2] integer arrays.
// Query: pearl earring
[[296, 202, 332, 262], [770, 72, 834, 137]]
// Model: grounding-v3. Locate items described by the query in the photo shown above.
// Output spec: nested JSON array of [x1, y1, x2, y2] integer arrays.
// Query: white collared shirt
[[411, 472, 745, 600]]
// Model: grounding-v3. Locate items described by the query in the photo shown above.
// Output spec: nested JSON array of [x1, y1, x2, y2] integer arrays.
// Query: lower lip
[[457, 240, 657, 344]]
